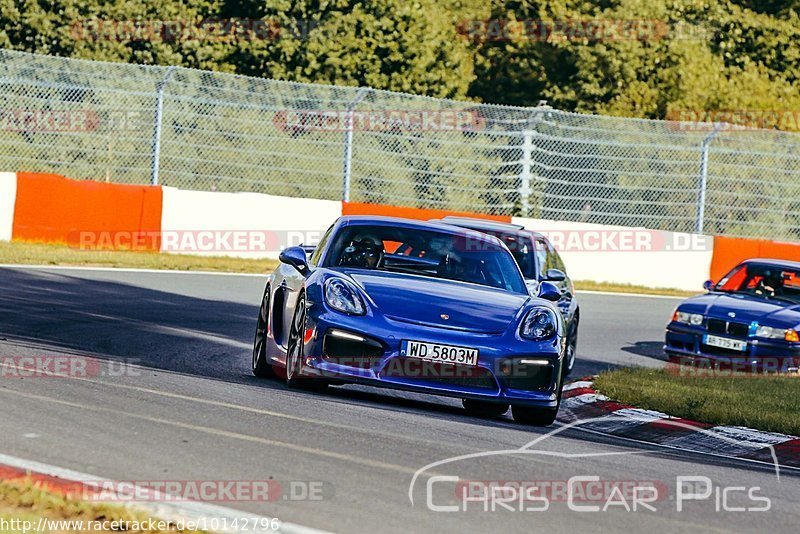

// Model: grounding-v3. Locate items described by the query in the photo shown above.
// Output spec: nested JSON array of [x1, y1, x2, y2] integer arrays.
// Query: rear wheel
[[285, 294, 327, 391], [252, 284, 275, 378], [462, 399, 509, 417]]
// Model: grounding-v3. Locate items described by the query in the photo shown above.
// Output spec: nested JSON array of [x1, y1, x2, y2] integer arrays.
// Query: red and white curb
[[0, 453, 327, 534], [558, 379, 800, 468]]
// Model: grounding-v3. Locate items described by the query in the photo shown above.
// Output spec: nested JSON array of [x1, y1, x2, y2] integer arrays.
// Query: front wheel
[[285, 294, 327, 391], [252, 284, 275, 378], [513, 371, 562, 426], [511, 405, 558, 426]]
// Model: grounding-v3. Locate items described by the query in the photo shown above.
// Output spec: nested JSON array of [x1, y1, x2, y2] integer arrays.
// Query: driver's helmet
[[340, 235, 384, 269]]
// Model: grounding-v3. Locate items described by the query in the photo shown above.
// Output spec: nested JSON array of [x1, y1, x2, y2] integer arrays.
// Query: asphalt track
[[0, 265, 798, 533]]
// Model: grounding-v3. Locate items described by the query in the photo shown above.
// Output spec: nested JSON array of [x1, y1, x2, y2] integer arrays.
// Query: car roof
[[434, 216, 526, 233], [741, 258, 800, 270], [337, 215, 505, 246], [431, 216, 549, 242]]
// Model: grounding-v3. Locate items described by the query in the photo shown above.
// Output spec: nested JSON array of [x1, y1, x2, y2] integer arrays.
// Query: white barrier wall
[[512, 217, 713, 291], [0, 172, 17, 242], [160, 187, 343, 258]]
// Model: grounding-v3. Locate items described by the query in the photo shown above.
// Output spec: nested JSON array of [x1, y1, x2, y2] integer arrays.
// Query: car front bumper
[[665, 323, 800, 372], [302, 307, 565, 408]]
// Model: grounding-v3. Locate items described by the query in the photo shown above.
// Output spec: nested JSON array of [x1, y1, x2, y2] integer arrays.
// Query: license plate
[[704, 334, 747, 351], [400, 340, 479, 366]]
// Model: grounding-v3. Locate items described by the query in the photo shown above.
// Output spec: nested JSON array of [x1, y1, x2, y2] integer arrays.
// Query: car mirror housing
[[279, 246, 311, 275], [538, 281, 561, 301], [544, 268, 566, 282], [703, 279, 715, 291]]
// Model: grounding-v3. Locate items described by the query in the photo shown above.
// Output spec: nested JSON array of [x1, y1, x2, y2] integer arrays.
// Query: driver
[[339, 235, 384, 269], [755, 271, 784, 298]]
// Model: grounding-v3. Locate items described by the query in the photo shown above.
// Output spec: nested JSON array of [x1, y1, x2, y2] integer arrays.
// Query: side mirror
[[544, 268, 566, 282], [538, 281, 561, 302], [703, 279, 715, 291], [279, 246, 310, 275]]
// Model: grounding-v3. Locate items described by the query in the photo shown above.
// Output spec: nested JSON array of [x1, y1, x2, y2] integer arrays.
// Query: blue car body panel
[[263, 216, 566, 408]]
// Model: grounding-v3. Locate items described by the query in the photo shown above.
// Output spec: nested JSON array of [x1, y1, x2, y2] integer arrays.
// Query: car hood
[[680, 292, 800, 329], [341, 269, 530, 333]]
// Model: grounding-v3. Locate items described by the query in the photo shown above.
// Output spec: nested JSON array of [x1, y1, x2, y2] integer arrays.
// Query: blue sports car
[[665, 258, 800, 373], [252, 216, 567, 425]]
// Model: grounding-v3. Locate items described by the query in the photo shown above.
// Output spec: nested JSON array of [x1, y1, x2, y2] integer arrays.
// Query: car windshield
[[324, 224, 527, 294], [471, 230, 536, 279], [715, 263, 800, 304]]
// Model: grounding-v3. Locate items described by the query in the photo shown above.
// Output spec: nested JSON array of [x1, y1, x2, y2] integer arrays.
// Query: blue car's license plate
[[400, 340, 479, 366], [704, 334, 747, 351]]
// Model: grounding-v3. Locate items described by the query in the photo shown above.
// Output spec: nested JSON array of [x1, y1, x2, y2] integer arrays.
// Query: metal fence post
[[520, 102, 550, 217], [341, 87, 370, 202], [150, 66, 177, 186], [520, 131, 533, 216], [696, 123, 723, 234]]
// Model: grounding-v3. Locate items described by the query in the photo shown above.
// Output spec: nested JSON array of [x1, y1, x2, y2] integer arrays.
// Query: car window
[[324, 224, 527, 294], [309, 225, 333, 267], [716, 263, 800, 303]]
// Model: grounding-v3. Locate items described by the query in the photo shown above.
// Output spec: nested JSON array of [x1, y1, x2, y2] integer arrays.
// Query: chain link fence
[[1, 48, 799, 240]]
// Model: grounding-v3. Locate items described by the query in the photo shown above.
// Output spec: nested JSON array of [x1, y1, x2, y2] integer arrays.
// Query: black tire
[[513, 370, 563, 426], [511, 405, 558, 426], [285, 293, 327, 391], [462, 399, 509, 417], [563, 316, 579, 378], [563, 336, 577, 377], [252, 284, 275, 378]]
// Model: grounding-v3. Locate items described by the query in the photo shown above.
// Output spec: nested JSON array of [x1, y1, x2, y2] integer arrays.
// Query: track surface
[[0, 266, 797, 533]]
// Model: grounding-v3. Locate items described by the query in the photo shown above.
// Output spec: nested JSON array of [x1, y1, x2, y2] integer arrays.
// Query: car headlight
[[756, 325, 800, 342], [672, 310, 704, 326], [324, 278, 366, 315], [520, 308, 558, 341]]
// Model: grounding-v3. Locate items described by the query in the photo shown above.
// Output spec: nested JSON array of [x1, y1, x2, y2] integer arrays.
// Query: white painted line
[[0, 452, 328, 534], [562, 380, 594, 391], [0, 264, 265, 277], [576, 289, 688, 300], [0, 265, 696, 297]]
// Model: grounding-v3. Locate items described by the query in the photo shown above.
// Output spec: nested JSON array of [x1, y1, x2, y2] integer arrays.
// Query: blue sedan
[[252, 216, 567, 425], [665, 258, 800, 373]]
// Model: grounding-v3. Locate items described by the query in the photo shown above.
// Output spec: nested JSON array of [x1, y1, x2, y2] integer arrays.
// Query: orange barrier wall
[[12, 172, 163, 251], [711, 236, 800, 281], [342, 202, 511, 223]]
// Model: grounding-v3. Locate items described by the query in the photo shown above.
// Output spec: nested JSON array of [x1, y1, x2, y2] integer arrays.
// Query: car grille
[[707, 318, 749, 338], [499, 363, 554, 391], [381, 358, 497, 390], [322, 333, 384, 368]]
